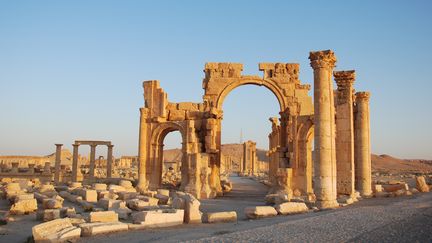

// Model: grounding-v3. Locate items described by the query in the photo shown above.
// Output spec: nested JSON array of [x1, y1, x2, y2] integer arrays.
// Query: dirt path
[[200, 175, 269, 220]]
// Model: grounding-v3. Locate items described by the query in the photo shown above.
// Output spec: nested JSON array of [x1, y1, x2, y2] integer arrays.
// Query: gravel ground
[[1, 176, 431, 243]]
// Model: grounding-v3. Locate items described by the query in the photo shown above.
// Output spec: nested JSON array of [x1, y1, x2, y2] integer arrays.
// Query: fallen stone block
[[98, 198, 125, 210], [80, 222, 128, 236], [14, 193, 34, 203], [108, 185, 126, 193], [60, 207, 77, 218], [118, 191, 138, 201], [93, 183, 107, 191], [244, 206, 278, 219], [59, 191, 82, 203], [37, 209, 61, 222], [114, 207, 132, 220], [72, 188, 98, 203], [89, 211, 118, 223], [132, 209, 184, 227], [32, 218, 81, 243], [42, 197, 63, 209], [155, 194, 170, 205], [275, 202, 309, 215], [372, 184, 383, 193], [119, 180, 133, 189], [157, 189, 170, 197], [34, 192, 49, 203], [10, 198, 37, 215], [204, 211, 237, 223], [416, 176, 430, 192], [382, 183, 409, 193]]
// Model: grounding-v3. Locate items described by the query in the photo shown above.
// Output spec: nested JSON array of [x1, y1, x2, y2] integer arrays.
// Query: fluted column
[[54, 144, 63, 184], [334, 71, 356, 197], [72, 144, 79, 182], [354, 92, 372, 196], [107, 145, 113, 178], [89, 144, 97, 179], [309, 50, 339, 209]]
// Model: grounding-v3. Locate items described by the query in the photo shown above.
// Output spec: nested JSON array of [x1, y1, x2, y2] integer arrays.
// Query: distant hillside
[[163, 145, 432, 174], [163, 143, 268, 163]]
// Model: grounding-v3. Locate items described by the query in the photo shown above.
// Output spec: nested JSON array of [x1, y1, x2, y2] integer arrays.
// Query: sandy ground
[[1, 175, 431, 243]]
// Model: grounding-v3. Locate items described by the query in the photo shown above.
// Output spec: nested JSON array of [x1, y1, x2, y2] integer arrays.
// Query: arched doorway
[[148, 122, 187, 190]]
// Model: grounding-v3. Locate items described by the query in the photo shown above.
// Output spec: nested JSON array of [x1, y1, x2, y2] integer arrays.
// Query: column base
[[316, 199, 339, 209]]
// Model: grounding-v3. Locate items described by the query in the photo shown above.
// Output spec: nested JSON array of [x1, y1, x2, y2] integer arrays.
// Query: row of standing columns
[[54, 142, 114, 183], [310, 50, 372, 208]]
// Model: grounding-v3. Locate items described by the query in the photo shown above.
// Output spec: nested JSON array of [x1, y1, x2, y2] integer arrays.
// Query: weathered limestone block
[[10, 198, 38, 215], [108, 185, 127, 193], [203, 211, 237, 223], [14, 193, 34, 203], [373, 184, 383, 193], [77, 199, 94, 211], [157, 189, 170, 197], [178, 102, 199, 111], [42, 197, 63, 209], [119, 180, 133, 189], [69, 182, 82, 189], [72, 188, 98, 203], [98, 198, 125, 210], [93, 183, 107, 191], [139, 190, 157, 197], [168, 110, 185, 121], [155, 194, 170, 205], [59, 191, 82, 203], [118, 191, 138, 201], [89, 211, 118, 223], [244, 206, 278, 219], [382, 183, 409, 193], [126, 198, 157, 211], [275, 202, 309, 215], [60, 207, 77, 218], [37, 209, 61, 222], [5, 182, 21, 200], [32, 218, 81, 243], [80, 222, 128, 237], [183, 194, 202, 224], [39, 184, 57, 197], [132, 209, 184, 228], [416, 176, 430, 192], [172, 197, 185, 209]]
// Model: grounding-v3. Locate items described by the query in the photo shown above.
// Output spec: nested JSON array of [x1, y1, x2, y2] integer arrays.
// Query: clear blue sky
[[0, 1, 431, 159]]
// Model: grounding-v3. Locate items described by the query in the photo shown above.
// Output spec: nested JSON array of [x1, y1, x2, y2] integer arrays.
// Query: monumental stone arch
[[137, 50, 372, 209]]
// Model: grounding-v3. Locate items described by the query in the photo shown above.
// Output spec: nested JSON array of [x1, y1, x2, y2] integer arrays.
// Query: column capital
[[90, 144, 97, 148], [334, 70, 355, 87], [55, 144, 63, 147], [72, 144, 79, 147], [107, 144, 114, 148], [309, 50, 337, 70], [355, 91, 371, 102]]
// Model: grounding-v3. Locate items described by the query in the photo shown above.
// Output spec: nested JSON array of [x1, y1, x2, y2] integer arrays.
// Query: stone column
[[11, 162, 19, 174], [54, 144, 63, 184], [43, 162, 51, 174], [137, 107, 148, 191], [354, 92, 372, 197], [107, 145, 114, 178], [309, 50, 339, 209], [28, 163, 35, 175], [89, 144, 97, 180], [242, 142, 247, 175], [72, 144, 79, 182], [334, 71, 356, 197]]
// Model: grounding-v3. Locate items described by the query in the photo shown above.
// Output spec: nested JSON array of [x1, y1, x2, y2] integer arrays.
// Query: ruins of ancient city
[[1, 49, 431, 242]]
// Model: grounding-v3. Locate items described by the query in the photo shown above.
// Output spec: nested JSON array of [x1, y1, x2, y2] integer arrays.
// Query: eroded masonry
[[136, 50, 372, 208]]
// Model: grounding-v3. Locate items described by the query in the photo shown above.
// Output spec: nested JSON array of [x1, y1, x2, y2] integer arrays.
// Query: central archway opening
[[220, 84, 280, 200]]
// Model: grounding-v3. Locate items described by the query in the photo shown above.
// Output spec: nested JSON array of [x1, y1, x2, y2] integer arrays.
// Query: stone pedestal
[[334, 71, 356, 197], [354, 92, 372, 197], [309, 50, 339, 209]]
